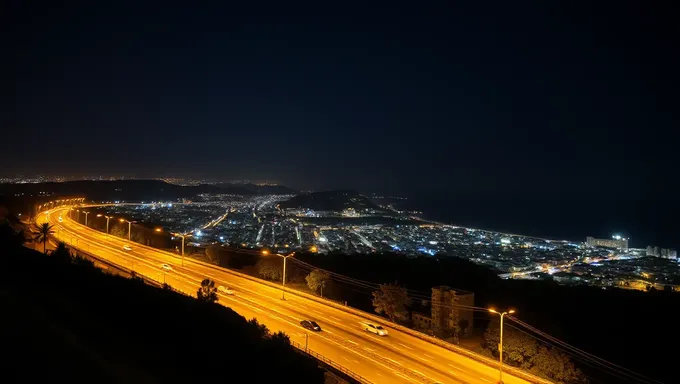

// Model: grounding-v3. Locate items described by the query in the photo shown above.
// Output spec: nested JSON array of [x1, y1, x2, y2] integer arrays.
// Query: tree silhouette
[[110, 225, 126, 238], [305, 269, 330, 296], [51, 241, 72, 264], [197, 279, 218, 303], [255, 258, 282, 281], [34, 223, 54, 254], [372, 282, 411, 322], [483, 320, 586, 383], [0, 223, 26, 250]]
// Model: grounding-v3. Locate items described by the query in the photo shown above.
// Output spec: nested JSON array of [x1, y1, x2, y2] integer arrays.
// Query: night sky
[[6, 2, 678, 202]]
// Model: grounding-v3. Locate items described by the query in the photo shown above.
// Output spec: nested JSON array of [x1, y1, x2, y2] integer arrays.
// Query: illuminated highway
[[39, 206, 546, 384]]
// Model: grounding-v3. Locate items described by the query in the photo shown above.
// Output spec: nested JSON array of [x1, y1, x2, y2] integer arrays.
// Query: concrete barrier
[[184, 256, 553, 384], [51, 208, 551, 383]]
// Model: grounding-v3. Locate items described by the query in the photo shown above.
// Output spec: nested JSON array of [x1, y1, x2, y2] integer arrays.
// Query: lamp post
[[119, 218, 136, 241], [82, 211, 90, 227], [489, 308, 515, 384], [263, 250, 295, 300], [171, 232, 191, 266]]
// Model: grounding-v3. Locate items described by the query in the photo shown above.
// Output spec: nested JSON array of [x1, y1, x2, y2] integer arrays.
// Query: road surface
[[39, 207, 541, 384]]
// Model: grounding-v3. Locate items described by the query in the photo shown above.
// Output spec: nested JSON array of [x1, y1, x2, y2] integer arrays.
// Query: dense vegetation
[[214, 247, 672, 383], [288, 251, 674, 384], [0, 222, 323, 383]]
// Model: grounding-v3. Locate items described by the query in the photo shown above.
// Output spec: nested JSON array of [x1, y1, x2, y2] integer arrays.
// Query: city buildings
[[646, 246, 677, 259], [586, 235, 628, 250], [431, 286, 475, 338]]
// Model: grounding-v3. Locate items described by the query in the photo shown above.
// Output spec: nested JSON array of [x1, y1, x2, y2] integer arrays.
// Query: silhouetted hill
[[214, 183, 297, 195], [0, 228, 323, 383], [0, 180, 255, 202], [280, 190, 384, 212]]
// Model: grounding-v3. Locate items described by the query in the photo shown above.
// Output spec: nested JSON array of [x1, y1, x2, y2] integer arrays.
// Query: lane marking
[[393, 372, 421, 383], [448, 370, 459, 376], [341, 356, 360, 364], [346, 339, 358, 345], [53, 209, 509, 384], [480, 378, 492, 383], [424, 353, 434, 358], [448, 364, 463, 371], [398, 342, 413, 350], [385, 357, 403, 366]]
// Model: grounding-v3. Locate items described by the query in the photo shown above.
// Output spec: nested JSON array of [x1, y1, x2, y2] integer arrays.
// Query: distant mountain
[[279, 190, 385, 212], [0, 180, 251, 202], [214, 183, 297, 195]]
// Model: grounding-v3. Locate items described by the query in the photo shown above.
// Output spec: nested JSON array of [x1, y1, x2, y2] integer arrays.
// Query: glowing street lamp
[[171, 232, 192, 266], [263, 250, 295, 300], [119, 218, 136, 241], [489, 308, 516, 384], [97, 214, 113, 234]]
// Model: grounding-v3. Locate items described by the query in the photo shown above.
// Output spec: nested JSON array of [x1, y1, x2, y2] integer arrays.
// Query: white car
[[218, 286, 234, 295], [58, 216, 63, 223], [122, 245, 132, 251], [161, 264, 172, 271], [364, 323, 388, 336]]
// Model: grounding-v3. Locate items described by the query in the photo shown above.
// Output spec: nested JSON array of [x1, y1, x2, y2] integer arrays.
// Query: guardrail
[[184, 257, 553, 384], [289, 340, 371, 384], [47, 207, 551, 384]]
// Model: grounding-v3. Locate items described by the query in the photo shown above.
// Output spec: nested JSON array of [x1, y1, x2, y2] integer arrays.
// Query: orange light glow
[[262, 250, 269, 255]]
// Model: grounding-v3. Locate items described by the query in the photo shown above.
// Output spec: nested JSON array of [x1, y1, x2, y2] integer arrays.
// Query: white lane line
[[417, 356, 432, 363], [448, 370, 459, 376], [411, 369, 426, 377], [346, 339, 358, 345], [448, 364, 463, 371], [393, 372, 420, 383], [341, 356, 360, 364], [385, 357, 403, 366], [423, 353, 434, 359], [364, 347, 375, 352], [330, 315, 341, 321], [398, 342, 413, 350], [480, 378, 492, 383]]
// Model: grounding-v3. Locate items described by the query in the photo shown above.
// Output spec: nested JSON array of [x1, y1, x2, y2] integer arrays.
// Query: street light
[[119, 218, 136, 241], [97, 214, 113, 235], [489, 308, 516, 384], [263, 250, 295, 300], [171, 232, 192, 266]]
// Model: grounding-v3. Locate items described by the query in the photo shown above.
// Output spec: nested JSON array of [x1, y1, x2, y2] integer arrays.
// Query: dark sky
[[6, 1, 679, 199]]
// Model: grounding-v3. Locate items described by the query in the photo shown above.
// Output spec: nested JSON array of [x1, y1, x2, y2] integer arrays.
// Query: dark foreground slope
[[0, 233, 323, 383]]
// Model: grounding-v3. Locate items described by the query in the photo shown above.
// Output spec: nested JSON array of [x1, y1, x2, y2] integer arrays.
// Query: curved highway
[[39, 206, 543, 384]]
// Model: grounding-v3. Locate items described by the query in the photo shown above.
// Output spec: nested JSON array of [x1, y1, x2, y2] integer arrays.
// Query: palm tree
[[34, 222, 54, 254]]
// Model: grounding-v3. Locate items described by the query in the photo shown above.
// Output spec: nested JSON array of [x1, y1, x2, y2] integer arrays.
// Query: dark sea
[[406, 195, 679, 249]]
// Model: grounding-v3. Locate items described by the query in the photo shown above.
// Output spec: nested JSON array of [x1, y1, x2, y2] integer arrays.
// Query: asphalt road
[[39, 207, 540, 384]]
